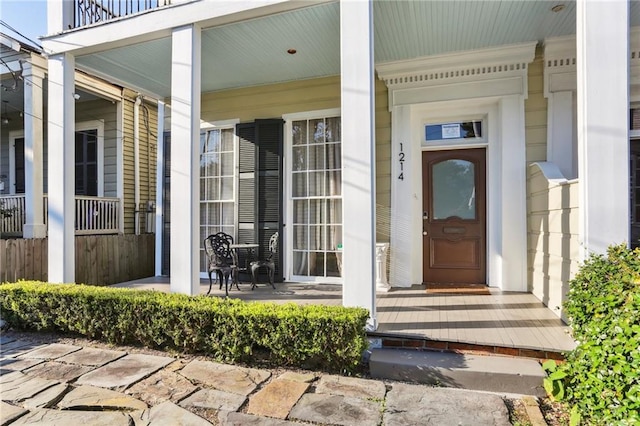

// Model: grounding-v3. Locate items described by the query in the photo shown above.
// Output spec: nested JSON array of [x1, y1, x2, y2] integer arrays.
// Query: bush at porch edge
[[561, 244, 640, 424], [0, 281, 369, 373]]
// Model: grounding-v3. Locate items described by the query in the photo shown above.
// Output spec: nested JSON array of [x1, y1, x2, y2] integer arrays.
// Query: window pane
[[309, 145, 324, 170], [87, 141, 97, 162], [220, 177, 233, 200], [327, 225, 342, 251], [432, 159, 476, 220], [326, 171, 341, 196], [293, 225, 308, 249], [293, 146, 307, 171], [311, 119, 325, 144], [309, 199, 324, 224], [293, 251, 308, 276], [206, 177, 220, 200], [308, 172, 324, 196], [327, 199, 342, 224], [326, 252, 342, 277], [309, 252, 324, 276], [293, 200, 308, 224], [292, 121, 307, 145], [292, 172, 307, 197], [325, 117, 340, 142], [221, 129, 234, 151], [309, 225, 324, 250], [326, 143, 341, 169], [222, 203, 234, 225], [206, 130, 220, 153], [220, 153, 234, 176]]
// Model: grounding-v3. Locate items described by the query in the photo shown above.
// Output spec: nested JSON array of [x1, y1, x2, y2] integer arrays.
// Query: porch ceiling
[[74, 0, 640, 99]]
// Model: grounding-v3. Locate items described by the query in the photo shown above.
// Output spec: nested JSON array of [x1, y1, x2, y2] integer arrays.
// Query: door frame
[[389, 96, 528, 292]]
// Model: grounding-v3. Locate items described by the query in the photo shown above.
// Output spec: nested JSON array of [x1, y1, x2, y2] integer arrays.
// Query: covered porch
[[114, 276, 575, 357]]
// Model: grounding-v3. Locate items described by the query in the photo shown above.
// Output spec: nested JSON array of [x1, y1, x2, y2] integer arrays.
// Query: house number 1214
[[398, 143, 405, 180]]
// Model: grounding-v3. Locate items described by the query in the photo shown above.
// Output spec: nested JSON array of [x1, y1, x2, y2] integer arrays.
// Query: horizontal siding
[[122, 89, 158, 235], [527, 164, 580, 320], [200, 76, 392, 243]]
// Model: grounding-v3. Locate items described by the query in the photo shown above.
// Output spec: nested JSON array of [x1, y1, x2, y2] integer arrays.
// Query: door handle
[[423, 211, 429, 220], [423, 231, 428, 236]]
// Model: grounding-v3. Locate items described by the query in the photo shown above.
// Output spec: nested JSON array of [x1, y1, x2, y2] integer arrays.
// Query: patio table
[[229, 243, 260, 279]]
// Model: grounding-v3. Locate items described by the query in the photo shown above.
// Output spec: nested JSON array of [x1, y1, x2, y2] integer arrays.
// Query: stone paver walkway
[[0, 331, 517, 425]]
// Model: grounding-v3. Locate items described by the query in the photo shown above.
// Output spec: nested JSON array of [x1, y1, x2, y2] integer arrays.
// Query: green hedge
[[0, 281, 369, 373], [562, 245, 640, 424]]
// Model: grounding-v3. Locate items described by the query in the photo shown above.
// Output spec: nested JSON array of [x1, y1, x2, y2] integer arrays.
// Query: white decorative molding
[[377, 42, 537, 90], [544, 27, 640, 96], [377, 42, 536, 109]]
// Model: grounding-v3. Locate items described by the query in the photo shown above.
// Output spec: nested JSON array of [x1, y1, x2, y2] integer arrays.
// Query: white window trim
[[75, 120, 105, 197], [283, 108, 342, 284], [198, 118, 239, 279]]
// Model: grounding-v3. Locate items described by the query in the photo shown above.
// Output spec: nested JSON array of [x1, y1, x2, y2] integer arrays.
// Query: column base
[[23, 223, 47, 239]]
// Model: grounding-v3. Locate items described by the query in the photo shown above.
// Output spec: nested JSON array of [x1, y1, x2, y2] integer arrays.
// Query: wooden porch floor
[[113, 277, 576, 354]]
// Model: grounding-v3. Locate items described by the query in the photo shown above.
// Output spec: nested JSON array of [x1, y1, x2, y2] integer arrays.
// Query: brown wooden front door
[[422, 148, 486, 284]]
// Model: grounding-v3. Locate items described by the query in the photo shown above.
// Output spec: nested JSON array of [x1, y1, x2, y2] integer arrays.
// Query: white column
[[22, 62, 47, 239], [499, 95, 527, 291], [47, 0, 75, 34], [576, 0, 629, 257], [155, 100, 165, 276], [170, 24, 201, 295], [340, 0, 376, 328], [547, 91, 575, 178], [116, 99, 125, 234], [47, 53, 75, 283]]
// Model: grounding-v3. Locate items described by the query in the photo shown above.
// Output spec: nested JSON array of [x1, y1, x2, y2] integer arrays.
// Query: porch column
[[170, 24, 201, 295], [155, 100, 165, 276], [576, 0, 629, 256], [47, 53, 75, 283], [22, 61, 47, 238], [340, 0, 376, 328]]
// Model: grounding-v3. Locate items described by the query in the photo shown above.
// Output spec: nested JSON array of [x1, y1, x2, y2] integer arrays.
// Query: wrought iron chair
[[204, 232, 239, 297], [249, 232, 278, 290]]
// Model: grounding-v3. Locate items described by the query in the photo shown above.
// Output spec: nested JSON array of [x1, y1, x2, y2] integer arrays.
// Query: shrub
[[561, 245, 640, 424], [0, 281, 369, 373]]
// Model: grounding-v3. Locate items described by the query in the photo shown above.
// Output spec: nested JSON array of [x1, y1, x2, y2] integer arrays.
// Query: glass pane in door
[[432, 159, 476, 220]]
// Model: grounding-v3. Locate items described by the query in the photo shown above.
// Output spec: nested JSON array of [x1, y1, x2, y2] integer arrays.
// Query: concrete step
[[368, 348, 546, 397]]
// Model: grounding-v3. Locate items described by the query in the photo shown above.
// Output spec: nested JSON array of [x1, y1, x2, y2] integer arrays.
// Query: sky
[[1, 0, 48, 48]]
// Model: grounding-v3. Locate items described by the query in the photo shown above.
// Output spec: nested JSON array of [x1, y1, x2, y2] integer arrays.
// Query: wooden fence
[[0, 234, 154, 286]]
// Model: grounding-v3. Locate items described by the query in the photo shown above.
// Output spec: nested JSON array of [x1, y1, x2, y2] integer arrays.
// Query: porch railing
[[0, 195, 121, 237], [75, 0, 171, 28]]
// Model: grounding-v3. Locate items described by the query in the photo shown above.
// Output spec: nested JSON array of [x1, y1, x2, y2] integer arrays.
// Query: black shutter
[[162, 131, 171, 275], [236, 119, 284, 282], [14, 138, 25, 193]]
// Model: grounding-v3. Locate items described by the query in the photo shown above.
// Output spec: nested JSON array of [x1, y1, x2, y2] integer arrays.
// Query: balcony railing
[[0, 195, 121, 237], [75, 0, 171, 28]]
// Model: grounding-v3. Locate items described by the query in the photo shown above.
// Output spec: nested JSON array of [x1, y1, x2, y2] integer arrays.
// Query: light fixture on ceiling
[[1, 101, 9, 125], [551, 4, 566, 12], [287, 48, 297, 55]]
